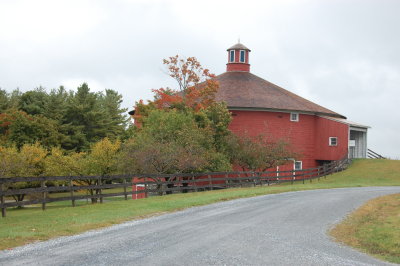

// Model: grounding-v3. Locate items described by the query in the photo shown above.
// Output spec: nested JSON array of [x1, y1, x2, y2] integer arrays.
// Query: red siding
[[315, 116, 349, 160], [228, 110, 348, 169], [226, 63, 250, 72]]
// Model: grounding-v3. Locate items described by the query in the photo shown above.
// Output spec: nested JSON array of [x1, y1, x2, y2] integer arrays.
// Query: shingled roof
[[214, 71, 346, 119], [227, 43, 251, 51]]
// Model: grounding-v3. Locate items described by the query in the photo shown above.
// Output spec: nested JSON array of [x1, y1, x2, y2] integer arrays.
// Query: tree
[[86, 137, 121, 176], [44, 86, 69, 121], [0, 89, 9, 112], [77, 138, 121, 203], [18, 88, 49, 116], [227, 133, 297, 172], [62, 83, 128, 151], [0, 89, 21, 113], [0, 146, 23, 179], [45, 138, 121, 203], [44, 147, 86, 177], [0, 110, 64, 149], [98, 89, 129, 139], [163, 55, 210, 92], [119, 110, 230, 174], [0, 143, 47, 202], [200, 102, 232, 152], [130, 56, 232, 174], [134, 55, 220, 123], [1, 84, 129, 151]]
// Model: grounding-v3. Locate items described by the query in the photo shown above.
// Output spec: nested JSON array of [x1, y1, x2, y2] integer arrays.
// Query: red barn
[[215, 43, 368, 171], [129, 42, 369, 171]]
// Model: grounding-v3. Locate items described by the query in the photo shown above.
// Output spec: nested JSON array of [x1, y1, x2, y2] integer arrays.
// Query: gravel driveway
[[1, 186, 399, 266]]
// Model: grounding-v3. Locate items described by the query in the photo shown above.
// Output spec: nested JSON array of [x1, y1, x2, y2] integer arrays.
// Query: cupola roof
[[227, 43, 251, 51]]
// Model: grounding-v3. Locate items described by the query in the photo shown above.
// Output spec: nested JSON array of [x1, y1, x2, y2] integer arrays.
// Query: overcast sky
[[0, 0, 399, 159]]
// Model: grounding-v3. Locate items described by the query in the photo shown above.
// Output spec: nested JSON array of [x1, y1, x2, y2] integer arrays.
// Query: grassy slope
[[330, 193, 400, 264], [1, 159, 399, 250]]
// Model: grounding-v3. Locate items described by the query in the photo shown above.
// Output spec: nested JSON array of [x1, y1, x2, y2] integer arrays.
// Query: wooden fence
[[0, 158, 351, 217], [367, 148, 386, 159]]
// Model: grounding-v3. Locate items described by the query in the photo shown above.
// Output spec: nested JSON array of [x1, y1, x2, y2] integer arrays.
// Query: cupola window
[[229, 50, 235, 62], [240, 50, 245, 62]]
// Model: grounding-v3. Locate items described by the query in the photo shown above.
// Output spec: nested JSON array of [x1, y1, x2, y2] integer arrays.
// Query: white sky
[[0, 0, 399, 159]]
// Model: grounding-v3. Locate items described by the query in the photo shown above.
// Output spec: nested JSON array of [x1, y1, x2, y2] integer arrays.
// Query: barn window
[[230, 50, 235, 62], [290, 112, 299, 122], [240, 50, 245, 62], [329, 137, 338, 146], [294, 161, 302, 171]]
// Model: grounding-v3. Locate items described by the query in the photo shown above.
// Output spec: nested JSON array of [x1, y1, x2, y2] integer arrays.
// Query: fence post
[[70, 176, 75, 207], [144, 177, 148, 198], [225, 173, 229, 188], [0, 183, 6, 218], [98, 176, 103, 204], [291, 170, 295, 185], [318, 167, 320, 181], [41, 178, 46, 211], [123, 177, 128, 200], [192, 175, 198, 192]]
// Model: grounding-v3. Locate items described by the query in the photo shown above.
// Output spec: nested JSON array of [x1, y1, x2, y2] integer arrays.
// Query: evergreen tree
[[0, 89, 8, 112], [99, 89, 128, 139], [62, 83, 128, 151], [0, 83, 129, 151], [44, 86, 69, 121], [19, 88, 49, 115], [0, 89, 21, 112]]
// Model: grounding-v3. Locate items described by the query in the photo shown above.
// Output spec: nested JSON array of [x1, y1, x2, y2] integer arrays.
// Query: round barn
[[215, 42, 369, 171], [128, 43, 370, 198], [128, 42, 370, 171]]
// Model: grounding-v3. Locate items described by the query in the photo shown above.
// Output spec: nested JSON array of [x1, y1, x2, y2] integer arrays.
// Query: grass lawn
[[330, 193, 400, 264], [1, 159, 399, 251]]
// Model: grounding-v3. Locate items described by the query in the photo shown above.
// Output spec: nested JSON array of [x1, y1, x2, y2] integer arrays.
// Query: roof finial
[[238, 37, 240, 43]]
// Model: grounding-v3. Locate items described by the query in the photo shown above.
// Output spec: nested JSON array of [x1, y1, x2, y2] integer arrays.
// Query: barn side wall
[[228, 110, 349, 169], [315, 117, 349, 160], [228, 110, 319, 170]]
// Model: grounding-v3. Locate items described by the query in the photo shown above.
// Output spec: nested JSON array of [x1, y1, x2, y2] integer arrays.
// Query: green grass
[[330, 193, 400, 264], [1, 159, 399, 251]]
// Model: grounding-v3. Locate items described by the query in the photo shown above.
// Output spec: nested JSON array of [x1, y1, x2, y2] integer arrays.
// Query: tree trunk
[[89, 189, 98, 203], [166, 177, 173, 195], [12, 194, 25, 208]]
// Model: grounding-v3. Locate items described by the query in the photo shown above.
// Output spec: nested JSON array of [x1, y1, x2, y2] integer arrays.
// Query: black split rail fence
[[0, 157, 351, 217]]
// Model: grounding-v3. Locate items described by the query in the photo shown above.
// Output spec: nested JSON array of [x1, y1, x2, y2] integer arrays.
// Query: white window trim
[[294, 161, 302, 171], [239, 50, 245, 63], [229, 50, 235, 62], [290, 112, 299, 122], [329, 137, 338, 146]]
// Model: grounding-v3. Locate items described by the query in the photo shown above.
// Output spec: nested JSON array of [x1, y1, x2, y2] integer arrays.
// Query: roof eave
[[227, 106, 347, 119], [318, 115, 370, 128]]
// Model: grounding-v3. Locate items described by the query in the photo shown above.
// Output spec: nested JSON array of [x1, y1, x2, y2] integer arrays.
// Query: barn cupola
[[226, 42, 251, 72]]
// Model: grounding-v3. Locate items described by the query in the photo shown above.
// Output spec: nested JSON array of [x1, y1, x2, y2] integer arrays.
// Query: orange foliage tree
[[134, 55, 221, 124], [125, 56, 233, 175]]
